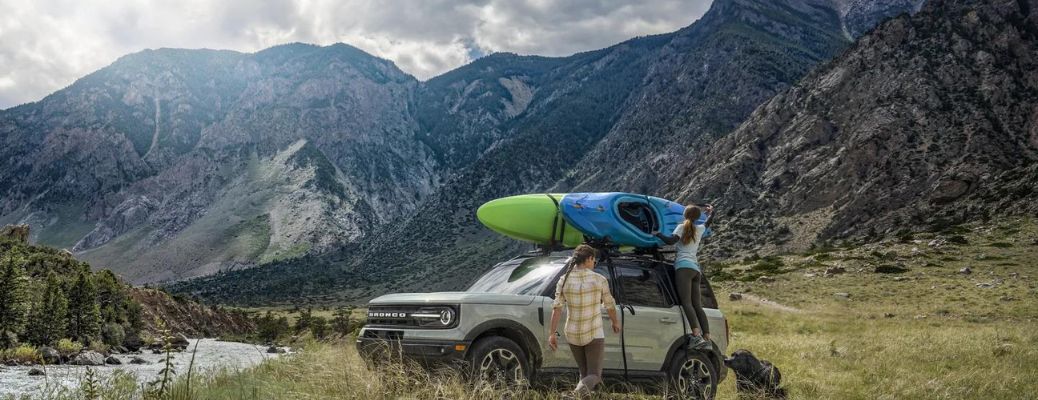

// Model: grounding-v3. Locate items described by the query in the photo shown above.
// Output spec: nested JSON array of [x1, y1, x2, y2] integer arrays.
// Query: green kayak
[[476, 194, 584, 247]]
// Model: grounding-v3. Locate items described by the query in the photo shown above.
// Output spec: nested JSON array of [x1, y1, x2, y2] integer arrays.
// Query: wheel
[[467, 336, 530, 387], [667, 350, 718, 400]]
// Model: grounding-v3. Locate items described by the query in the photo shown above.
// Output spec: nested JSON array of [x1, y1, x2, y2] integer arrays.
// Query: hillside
[[91, 218, 1038, 399], [0, 224, 252, 352], [672, 0, 1038, 255]]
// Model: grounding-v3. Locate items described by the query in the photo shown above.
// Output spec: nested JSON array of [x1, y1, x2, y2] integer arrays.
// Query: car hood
[[368, 292, 537, 306]]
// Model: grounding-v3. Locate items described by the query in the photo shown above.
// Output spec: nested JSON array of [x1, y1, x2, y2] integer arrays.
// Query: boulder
[[824, 266, 846, 276], [874, 264, 909, 274], [28, 368, 45, 376], [39, 346, 61, 365], [129, 357, 149, 365], [266, 346, 287, 354], [729, 292, 743, 301], [756, 276, 775, 283], [105, 356, 122, 365], [959, 267, 972, 275], [169, 333, 190, 350], [834, 292, 851, 299], [71, 351, 105, 366]]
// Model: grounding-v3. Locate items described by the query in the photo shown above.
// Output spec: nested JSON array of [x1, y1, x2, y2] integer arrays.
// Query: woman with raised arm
[[653, 204, 713, 345], [547, 244, 621, 396]]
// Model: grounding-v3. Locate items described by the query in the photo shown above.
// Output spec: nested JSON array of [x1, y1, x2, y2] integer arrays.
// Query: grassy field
[[40, 219, 1038, 399]]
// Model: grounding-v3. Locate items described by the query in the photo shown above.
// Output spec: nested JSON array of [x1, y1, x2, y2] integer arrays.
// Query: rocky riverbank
[[0, 339, 280, 398]]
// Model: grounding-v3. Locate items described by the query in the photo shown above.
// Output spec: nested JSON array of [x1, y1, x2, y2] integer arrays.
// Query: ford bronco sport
[[357, 250, 730, 399]]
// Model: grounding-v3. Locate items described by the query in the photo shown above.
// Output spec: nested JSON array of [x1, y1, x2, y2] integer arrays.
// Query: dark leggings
[[568, 338, 604, 393], [676, 268, 710, 335]]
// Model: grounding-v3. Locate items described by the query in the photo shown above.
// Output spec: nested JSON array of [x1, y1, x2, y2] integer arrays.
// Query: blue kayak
[[559, 192, 710, 248]]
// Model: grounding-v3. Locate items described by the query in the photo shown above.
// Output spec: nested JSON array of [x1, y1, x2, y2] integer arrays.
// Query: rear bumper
[[355, 330, 470, 365]]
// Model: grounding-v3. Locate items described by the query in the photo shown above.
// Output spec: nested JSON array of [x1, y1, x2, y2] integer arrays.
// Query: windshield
[[467, 256, 565, 295]]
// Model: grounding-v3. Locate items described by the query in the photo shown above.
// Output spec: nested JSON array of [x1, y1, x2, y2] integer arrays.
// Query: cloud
[[0, 0, 711, 109]]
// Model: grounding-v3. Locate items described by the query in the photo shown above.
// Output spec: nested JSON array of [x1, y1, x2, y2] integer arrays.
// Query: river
[[0, 339, 281, 398]]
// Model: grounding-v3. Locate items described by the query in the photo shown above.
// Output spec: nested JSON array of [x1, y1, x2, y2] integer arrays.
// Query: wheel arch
[[464, 319, 543, 369], [662, 337, 727, 383]]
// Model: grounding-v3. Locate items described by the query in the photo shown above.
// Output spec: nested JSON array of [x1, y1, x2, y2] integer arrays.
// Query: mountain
[[670, 0, 1038, 252], [0, 44, 438, 283], [1, 0, 943, 302], [167, 0, 931, 304]]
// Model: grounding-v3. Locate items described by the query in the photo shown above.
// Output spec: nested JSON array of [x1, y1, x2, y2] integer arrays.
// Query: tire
[[467, 336, 531, 387], [667, 350, 718, 400]]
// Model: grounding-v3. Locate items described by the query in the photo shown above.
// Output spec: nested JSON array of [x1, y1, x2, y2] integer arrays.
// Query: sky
[[0, 0, 712, 109]]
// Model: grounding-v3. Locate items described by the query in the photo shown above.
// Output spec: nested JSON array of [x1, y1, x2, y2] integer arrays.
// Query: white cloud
[[0, 0, 711, 109]]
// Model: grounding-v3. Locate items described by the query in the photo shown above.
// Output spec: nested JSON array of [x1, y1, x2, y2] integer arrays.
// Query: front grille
[[366, 305, 459, 329]]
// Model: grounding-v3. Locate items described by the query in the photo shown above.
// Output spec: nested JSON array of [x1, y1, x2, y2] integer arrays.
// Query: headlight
[[410, 306, 458, 328]]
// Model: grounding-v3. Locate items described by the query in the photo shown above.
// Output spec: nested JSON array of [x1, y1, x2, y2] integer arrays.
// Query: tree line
[[0, 236, 141, 352]]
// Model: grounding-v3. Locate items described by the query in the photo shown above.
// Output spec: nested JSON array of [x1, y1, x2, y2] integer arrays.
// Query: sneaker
[[686, 334, 711, 351]]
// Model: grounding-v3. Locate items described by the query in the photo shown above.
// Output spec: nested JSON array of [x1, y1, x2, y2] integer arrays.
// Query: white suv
[[357, 251, 730, 399]]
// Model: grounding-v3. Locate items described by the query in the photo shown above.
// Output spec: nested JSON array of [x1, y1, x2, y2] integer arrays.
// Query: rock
[[266, 346, 287, 354], [804, 273, 817, 278], [129, 357, 149, 365], [874, 264, 909, 274], [105, 356, 122, 365], [39, 346, 60, 365], [883, 313, 896, 318], [169, 333, 190, 350], [729, 292, 743, 301], [914, 314, 927, 320], [152, 349, 163, 355], [893, 276, 907, 282], [976, 283, 994, 288], [999, 295, 1015, 302], [0, 224, 30, 244], [959, 267, 972, 275], [757, 276, 775, 283], [3, 360, 17, 367], [928, 238, 946, 248], [70, 351, 105, 366], [122, 332, 143, 352], [28, 368, 45, 376], [1009, 272, 1019, 279], [824, 266, 846, 276], [834, 292, 851, 299]]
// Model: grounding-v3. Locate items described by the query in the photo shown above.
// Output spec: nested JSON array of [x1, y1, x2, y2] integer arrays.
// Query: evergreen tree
[[67, 271, 101, 342], [27, 272, 68, 345], [95, 270, 128, 324], [0, 255, 28, 346]]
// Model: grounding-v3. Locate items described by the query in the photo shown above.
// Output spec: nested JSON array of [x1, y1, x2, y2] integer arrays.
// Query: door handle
[[659, 317, 677, 324]]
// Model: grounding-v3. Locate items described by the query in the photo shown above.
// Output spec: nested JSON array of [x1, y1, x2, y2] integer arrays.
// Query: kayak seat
[[618, 202, 659, 234]]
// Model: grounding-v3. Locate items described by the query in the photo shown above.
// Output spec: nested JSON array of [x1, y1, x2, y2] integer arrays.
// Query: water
[[0, 339, 281, 398]]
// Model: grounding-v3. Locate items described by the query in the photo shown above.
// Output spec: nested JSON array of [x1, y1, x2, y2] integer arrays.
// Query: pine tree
[[0, 255, 28, 346], [27, 272, 68, 345], [67, 271, 101, 342]]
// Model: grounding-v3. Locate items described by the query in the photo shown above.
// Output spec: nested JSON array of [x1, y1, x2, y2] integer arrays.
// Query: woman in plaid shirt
[[548, 245, 621, 395]]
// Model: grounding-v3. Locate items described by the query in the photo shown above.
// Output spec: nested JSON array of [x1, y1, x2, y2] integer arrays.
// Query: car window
[[614, 264, 669, 308], [545, 261, 614, 298], [467, 257, 565, 295]]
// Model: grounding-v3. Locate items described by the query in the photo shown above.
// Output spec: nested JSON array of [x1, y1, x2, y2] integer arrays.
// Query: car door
[[539, 263, 624, 371], [613, 261, 687, 372]]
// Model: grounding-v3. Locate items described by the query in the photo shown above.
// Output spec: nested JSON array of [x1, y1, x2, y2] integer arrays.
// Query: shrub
[[101, 323, 125, 348], [55, 338, 83, 356], [88, 339, 109, 354], [1, 344, 39, 364]]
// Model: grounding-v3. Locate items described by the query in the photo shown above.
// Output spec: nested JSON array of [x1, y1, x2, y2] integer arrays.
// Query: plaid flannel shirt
[[552, 268, 616, 346]]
